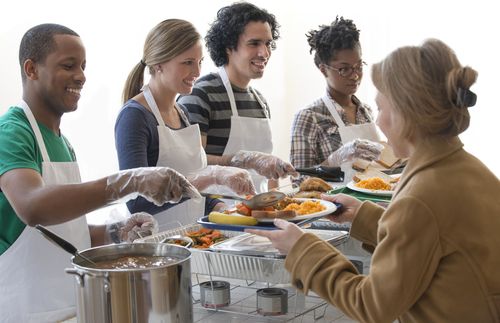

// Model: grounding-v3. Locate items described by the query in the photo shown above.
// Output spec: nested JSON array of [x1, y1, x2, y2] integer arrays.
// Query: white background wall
[[1, 0, 498, 181]]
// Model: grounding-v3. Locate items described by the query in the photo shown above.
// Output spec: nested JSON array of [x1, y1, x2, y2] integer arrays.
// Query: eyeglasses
[[322, 61, 367, 78]]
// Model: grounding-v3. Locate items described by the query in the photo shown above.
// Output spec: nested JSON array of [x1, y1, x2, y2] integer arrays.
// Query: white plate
[[255, 198, 338, 223], [346, 180, 394, 197]]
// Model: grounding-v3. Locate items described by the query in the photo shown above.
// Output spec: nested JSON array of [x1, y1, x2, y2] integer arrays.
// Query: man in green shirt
[[0, 23, 199, 322]]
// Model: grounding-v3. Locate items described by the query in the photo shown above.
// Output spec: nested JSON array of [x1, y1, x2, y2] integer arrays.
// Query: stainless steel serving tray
[[135, 223, 348, 284], [209, 231, 348, 258]]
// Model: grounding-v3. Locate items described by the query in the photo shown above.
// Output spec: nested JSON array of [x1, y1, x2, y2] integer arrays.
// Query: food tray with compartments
[[135, 223, 348, 284]]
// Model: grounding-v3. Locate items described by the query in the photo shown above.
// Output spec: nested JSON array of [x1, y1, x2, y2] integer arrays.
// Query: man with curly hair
[[290, 17, 382, 181], [178, 2, 295, 193]]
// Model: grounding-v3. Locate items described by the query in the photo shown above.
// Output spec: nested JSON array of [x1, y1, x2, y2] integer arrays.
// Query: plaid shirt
[[290, 94, 375, 168]]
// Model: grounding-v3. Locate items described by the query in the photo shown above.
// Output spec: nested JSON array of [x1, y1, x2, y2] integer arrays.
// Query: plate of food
[[199, 197, 339, 231], [347, 167, 400, 197], [347, 180, 394, 196], [347, 167, 398, 196], [251, 198, 338, 223]]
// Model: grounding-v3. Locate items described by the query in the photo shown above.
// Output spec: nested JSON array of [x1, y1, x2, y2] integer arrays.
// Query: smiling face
[[225, 21, 273, 88], [322, 47, 363, 98], [156, 40, 203, 95], [31, 34, 86, 116]]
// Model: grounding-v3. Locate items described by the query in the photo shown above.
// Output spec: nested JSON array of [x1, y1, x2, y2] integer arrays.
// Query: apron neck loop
[[218, 66, 239, 117], [143, 84, 191, 127], [18, 100, 51, 162], [321, 95, 346, 128]]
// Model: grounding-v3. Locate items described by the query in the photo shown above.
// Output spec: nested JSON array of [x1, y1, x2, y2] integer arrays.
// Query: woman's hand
[[321, 193, 362, 223], [245, 218, 304, 254]]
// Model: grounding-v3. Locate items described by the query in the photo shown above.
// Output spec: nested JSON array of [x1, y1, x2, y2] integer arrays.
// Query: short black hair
[[306, 17, 360, 68], [205, 2, 280, 67], [19, 23, 79, 81]]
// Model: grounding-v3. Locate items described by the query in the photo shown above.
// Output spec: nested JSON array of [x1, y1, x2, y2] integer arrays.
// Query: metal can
[[256, 287, 288, 316], [200, 280, 230, 308]]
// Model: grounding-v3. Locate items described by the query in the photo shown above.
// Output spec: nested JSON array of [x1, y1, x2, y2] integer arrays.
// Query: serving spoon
[[201, 191, 286, 209], [35, 224, 97, 266]]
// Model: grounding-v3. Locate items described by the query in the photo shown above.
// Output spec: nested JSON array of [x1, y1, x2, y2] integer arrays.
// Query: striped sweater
[[177, 72, 271, 156]]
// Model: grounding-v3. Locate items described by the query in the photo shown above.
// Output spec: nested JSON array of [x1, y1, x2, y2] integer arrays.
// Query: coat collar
[[394, 136, 463, 196]]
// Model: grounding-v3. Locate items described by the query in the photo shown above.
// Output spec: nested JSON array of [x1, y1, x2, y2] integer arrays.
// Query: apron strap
[[250, 88, 269, 118], [142, 84, 190, 127], [174, 103, 191, 126], [19, 100, 51, 162], [218, 66, 268, 118], [142, 84, 167, 127], [218, 66, 239, 117], [321, 95, 346, 128]]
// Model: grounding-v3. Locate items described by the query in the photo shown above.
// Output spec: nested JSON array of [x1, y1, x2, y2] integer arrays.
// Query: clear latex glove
[[187, 165, 256, 196], [229, 150, 299, 180], [106, 167, 201, 206], [106, 212, 159, 243], [327, 139, 383, 167]]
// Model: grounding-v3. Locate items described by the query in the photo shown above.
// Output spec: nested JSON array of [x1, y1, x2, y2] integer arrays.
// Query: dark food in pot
[[90, 255, 180, 269]]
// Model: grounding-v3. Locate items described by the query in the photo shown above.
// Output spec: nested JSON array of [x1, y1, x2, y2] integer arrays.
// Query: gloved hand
[[106, 167, 201, 206], [327, 139, 383, 167], [106, 212, 159, 243], [229, 150, 299, 180], [187, 165, 256, 196]]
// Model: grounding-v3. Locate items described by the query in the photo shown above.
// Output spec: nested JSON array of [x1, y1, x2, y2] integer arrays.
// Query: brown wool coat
[[285, 137, 500, 323]]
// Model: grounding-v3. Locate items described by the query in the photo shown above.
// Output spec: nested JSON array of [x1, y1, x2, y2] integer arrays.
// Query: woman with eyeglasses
[[290, 17, 382, 180]]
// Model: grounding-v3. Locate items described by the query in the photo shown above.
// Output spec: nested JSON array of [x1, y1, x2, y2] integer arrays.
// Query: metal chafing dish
[[136, 223, 348, 284]]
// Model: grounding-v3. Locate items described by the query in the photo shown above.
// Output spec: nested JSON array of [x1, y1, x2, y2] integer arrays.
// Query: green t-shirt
[[0, 106, 76, 255]]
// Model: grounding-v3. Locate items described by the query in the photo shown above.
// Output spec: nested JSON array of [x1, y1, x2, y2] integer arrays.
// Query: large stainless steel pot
[[66, 243, 192, 323]]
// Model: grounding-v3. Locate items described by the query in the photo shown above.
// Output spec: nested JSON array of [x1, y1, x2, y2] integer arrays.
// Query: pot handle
[[66, 268, 112, 293], [65, 268, 86, 287]]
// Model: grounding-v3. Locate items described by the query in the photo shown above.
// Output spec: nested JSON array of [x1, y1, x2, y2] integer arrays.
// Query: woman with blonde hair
[[248, 39, 500, 322], [116, 19, 255, 230]]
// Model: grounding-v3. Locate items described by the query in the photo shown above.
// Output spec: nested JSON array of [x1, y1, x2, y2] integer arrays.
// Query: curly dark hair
[[19, 23, 79, 82], [306, 17, 360, 68], [205, 2, 280, 67]]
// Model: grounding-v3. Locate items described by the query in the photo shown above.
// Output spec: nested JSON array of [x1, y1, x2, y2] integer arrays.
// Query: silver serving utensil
[[201, 191, 286, 209], [35, 224, 97, 266]]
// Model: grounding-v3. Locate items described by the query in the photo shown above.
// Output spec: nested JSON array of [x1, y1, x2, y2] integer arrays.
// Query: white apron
[[219, 66, 273, 193], [321, 95, 380, 183], [143, 85, 206, 231], [0, 101, 90, 323]]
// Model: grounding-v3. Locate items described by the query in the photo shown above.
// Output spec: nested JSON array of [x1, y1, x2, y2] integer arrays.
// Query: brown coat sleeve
[[349, 201, 385, 251], [284, 196, 442, 322]]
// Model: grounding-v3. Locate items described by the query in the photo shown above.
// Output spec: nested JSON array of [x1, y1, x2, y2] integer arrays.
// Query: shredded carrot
[[283, 200, 326, 215], [355, 177, 391, 190]]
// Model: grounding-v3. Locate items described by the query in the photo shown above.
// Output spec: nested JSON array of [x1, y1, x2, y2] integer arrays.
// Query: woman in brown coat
[[248, 39, 500, 322]]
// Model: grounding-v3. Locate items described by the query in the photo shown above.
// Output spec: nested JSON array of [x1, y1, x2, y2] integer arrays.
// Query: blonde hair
[[122, 19, 201, 103], [371, 38, 477, 140]]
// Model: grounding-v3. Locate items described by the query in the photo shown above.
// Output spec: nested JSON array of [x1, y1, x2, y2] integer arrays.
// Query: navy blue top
[[114, 99, 220, 215]]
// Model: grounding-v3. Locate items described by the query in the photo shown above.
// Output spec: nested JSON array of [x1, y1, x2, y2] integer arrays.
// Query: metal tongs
[[201, 191, 286, 209], [295, 165, 345, 182]]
